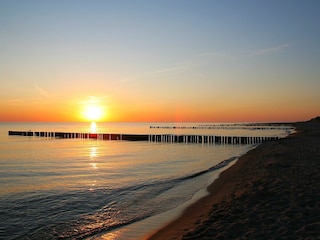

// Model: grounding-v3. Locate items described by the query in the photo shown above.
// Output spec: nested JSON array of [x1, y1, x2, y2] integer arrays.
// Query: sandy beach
[[147, 118, 320, 239]]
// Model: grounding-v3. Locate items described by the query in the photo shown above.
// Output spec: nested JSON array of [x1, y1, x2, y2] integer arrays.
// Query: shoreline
[[147, 119, 320, 239], [88, 155, 243, 240]]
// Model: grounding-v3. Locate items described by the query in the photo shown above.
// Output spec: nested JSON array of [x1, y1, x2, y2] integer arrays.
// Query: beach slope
[[148, 118, 320, 239]]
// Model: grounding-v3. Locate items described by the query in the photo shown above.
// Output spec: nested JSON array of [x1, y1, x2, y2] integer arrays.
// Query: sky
[[0, 0, 319, 122]]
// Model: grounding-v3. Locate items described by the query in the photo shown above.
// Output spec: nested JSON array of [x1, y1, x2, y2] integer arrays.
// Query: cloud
[[35, 84, 50, 98], [199, 51, 226, 57], [250, 43, 291, 56], [147, 61, 197, 75], [76, 95, 111, 106], [0, 98, 41, 105]]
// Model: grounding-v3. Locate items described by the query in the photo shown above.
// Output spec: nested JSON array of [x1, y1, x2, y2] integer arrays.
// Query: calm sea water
[[0, 122, 292, 239]]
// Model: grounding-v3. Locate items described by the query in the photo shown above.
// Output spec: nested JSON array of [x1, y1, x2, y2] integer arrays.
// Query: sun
[[83, 105, 104, 122], [79, 96, 108, 122]]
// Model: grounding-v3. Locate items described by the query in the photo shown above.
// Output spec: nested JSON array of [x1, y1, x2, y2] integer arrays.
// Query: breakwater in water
[[8, 130, 279, 144], [150, 124, 294, 131]]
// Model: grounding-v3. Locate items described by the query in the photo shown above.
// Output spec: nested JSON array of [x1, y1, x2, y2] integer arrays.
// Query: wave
[[78, 156, 240, 239], [1, 156, 240, 240], [177, 156, 238, 181]]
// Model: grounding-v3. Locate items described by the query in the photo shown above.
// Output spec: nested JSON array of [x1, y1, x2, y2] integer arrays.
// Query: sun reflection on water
[[90, 163, 97, 169], [90, 147, 97, 159], [89, 147, 98, 170], [90, 122, 97, 133], [89, 180, 97, 191], [89, 146, 98, 190]]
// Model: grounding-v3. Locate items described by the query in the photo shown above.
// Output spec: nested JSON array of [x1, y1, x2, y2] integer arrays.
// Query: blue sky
[[0, 0, 319, 122]]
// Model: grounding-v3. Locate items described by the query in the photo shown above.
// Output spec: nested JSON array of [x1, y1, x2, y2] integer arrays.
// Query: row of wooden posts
[[150, 125, 293, 130], [8, 131, 279, 145]]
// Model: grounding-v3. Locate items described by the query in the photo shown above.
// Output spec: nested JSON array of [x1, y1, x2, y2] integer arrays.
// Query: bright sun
[[83, 105, 104, 122]]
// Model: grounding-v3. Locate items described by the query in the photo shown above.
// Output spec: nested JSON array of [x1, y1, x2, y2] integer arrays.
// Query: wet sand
[[147, 118, 320, 239]]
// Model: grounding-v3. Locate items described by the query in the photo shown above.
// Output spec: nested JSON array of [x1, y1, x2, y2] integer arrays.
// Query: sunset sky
[[0, 0, 319, 122]]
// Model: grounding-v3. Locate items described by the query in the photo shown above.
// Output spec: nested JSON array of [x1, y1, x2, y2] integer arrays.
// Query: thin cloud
[[250, 43, 291, 56], [35, 84, 50, 98], [200, 51, 225, 57], [0, 98, 41, 105], [147, 62, 195, 75], [77, 95, 111, 106]]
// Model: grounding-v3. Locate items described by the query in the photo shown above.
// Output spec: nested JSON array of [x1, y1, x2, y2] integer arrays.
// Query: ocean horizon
[[0, 122, 293, 239]]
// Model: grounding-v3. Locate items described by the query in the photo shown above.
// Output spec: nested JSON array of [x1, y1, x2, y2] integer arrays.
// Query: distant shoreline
[[147, 118, 320, 239]]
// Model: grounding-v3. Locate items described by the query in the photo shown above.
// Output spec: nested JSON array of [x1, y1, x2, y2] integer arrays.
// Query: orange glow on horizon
[[0, 96, 317, 123]]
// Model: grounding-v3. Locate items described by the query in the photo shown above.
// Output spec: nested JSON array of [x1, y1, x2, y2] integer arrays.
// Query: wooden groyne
[[8, 131, 279, 145], [150, 124, 294, 131]]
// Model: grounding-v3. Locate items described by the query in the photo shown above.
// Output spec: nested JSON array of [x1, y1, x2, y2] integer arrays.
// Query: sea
[[0, 122, 293, 239]]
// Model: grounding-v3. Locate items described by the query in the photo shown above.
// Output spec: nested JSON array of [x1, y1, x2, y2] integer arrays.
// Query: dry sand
[[147, 118, 320, 240]]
